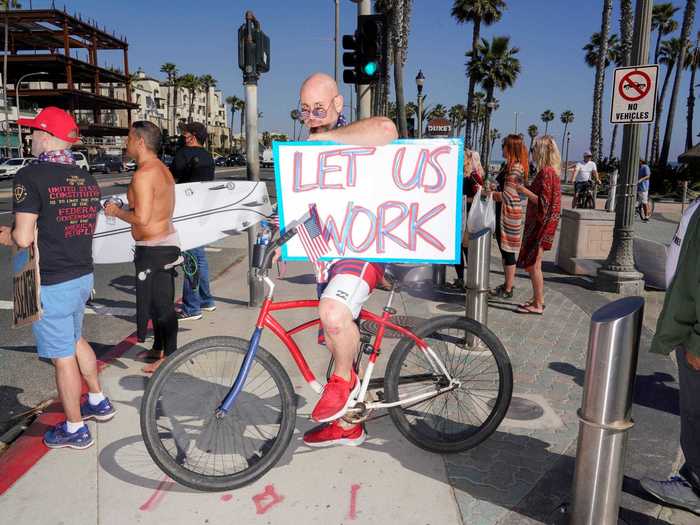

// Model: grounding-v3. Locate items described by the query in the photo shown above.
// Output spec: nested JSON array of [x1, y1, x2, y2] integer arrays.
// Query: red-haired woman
[[515, 135, 562, 314], [486, 134, 528, 299]]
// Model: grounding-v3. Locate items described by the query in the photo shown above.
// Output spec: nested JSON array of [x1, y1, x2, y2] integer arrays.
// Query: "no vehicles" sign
[[610, 65, 658, 124]]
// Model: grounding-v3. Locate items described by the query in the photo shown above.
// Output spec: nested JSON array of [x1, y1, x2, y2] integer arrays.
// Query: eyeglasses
[[299, 96, 337, 122]]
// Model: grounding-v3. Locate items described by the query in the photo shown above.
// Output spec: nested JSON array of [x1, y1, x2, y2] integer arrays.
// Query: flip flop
[[518, 300, 546, 310], [516, 304, 544, 315], [137, 349, 164, 362]]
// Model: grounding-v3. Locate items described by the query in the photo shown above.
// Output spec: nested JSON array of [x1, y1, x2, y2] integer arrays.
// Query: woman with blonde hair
[[449, 148, 485, 290], [486, 134, 528, 299], [515, 135, 562, 314]]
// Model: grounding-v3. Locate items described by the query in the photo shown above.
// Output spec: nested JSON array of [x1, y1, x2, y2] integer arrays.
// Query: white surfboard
[[92, 180, 272, 264]]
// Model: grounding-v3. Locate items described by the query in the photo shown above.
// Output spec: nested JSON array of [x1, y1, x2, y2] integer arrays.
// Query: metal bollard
[[570, 296, 644, 525], [433, 264, 446, 289], [464, 228, 491, 345]]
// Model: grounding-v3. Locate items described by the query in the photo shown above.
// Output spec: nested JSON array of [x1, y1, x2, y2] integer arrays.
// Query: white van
[[71, 151, 89, 171], [261, 148, 274, 168]]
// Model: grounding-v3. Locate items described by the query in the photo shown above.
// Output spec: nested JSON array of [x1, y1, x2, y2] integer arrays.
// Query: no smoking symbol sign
[[619, 70, 651, 102]]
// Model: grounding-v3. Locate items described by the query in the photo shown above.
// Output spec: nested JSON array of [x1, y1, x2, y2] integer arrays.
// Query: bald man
[[296, 73, 398, 448]]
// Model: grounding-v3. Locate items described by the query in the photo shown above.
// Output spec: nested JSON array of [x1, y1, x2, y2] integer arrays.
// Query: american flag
[[297, 204, 330, 265]]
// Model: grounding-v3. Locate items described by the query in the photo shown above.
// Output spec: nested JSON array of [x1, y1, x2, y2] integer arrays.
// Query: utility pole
[[596, 0, 652, 295], [238, 11, 270, 306], [334, 0, 340, 84], [514, 112, 520, 134], [356, 0, 371, 119]]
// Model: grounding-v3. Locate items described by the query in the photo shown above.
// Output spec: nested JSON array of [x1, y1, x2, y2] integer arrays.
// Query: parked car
[[161, 154, 174, 169], [226, 153, 246, 166], [260, 148, 274, 168], [90, 155, 123, 174], [0, 157, 36, 179], [125, 159, 136, 171], [71, 151, 89, 171], [215, 156, 227, 167]]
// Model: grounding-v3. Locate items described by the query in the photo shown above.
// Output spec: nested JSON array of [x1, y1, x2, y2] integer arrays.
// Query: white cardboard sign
[[273, 139, 464, 264], [610, 65, 659, 124]]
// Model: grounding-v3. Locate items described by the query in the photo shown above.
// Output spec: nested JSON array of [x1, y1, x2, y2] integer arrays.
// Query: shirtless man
[[295, 73, 398, 447], [104, 121, 179, 373]]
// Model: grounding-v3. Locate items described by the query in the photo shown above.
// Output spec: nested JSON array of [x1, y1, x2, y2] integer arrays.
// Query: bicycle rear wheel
[[384, 316, 512, 453], [140, 336, 296, 491]]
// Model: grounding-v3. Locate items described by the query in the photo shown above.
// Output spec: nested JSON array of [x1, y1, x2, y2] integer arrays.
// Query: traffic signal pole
[[357, 0, 371, 119]]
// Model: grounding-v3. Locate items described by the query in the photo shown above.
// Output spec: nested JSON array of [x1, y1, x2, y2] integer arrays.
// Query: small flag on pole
[[296, 204, 330, 264]]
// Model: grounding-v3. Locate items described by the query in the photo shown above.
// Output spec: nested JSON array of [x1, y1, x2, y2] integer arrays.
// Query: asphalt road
[[0, 166, 277, 436]]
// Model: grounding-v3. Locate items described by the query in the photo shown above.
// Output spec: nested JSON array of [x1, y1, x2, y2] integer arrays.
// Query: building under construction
[[2, 6, 138, 156]]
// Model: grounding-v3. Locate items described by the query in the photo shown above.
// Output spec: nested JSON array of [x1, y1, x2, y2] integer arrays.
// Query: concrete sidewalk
[[0, 231, 696, 524]]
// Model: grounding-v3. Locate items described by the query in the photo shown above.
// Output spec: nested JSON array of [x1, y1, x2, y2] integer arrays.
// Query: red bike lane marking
[[0, 329, 143, 496], [252, 484, 284, 514], [139, 474, 175, 512]]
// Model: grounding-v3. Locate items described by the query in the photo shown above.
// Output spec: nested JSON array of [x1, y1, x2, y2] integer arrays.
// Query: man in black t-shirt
[[0, 107, 116, 450], [170, 122, 216, 320]]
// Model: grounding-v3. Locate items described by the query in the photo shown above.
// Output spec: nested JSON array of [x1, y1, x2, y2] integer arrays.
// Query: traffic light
[[342, 14, 386, 85], [238, 14, 270, 82]]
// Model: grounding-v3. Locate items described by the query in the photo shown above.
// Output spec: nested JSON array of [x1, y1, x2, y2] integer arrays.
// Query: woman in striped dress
[[486, 134, 529, 299]]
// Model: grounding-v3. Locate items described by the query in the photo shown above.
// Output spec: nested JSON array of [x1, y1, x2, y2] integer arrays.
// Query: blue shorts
[[32, 273, 93, 359]]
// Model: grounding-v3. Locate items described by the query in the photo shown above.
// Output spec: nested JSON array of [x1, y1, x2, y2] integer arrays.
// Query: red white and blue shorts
[[320, 260, 385, 319]]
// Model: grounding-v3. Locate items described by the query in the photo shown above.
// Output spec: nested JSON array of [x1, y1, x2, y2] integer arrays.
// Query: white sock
[[88, 392, 106, 405], [66, 420, 85, 433]]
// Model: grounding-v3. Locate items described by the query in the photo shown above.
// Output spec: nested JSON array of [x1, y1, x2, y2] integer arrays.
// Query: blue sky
[[56, 0, 699, 161]]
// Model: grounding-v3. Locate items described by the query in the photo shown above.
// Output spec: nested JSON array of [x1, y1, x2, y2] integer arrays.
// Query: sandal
[[518, 300, 546, 310], [516, 304, 544, 315], [489, 285, 514, 299]]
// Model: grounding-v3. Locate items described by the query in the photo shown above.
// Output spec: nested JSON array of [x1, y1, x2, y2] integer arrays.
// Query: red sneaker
[[311, 371, 360, 423], [303, 420, 366, 448]]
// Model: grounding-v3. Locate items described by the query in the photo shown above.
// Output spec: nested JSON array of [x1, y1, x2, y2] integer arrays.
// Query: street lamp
[[16, 71, 48, 158], [483, 100, 498, 171], [563, 131, 571, 182], [514, 111, 521, 134], [415, 70, 425, 139]]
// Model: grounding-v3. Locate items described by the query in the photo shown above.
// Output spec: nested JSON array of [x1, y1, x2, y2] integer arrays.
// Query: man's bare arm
[[312, 116, 398, 146], [11, 212, 38, 248], [104, 170, 154, 226]]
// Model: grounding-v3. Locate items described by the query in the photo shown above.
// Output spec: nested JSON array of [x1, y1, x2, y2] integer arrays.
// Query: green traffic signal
[[363, 61, 378, 76]]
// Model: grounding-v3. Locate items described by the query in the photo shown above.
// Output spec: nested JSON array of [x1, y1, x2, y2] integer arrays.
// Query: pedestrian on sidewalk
[[0, 107, 116, 449], [637, 159, 652, 222], [515, 135, 561, 315], [640, 199, 700, 516], [287, 72, 397, 448], [447, 149, 484, 292], [104, 121, 180, 374], [170, 122, 216, 321], [486, 134, 528, 299]]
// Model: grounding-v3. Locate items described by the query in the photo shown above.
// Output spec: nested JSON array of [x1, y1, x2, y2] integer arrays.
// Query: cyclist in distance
[[294, 73, 398, 447], [571, 150, 600, 208]]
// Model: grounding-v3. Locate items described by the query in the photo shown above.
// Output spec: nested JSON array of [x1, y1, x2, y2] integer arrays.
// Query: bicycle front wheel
[[140, 336, 296, 491], [384, 316, 512, 453]]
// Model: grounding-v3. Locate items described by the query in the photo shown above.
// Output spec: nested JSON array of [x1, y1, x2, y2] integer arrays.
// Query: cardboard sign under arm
[[273, 139, 464, 264], [12, 240, 42, 328]]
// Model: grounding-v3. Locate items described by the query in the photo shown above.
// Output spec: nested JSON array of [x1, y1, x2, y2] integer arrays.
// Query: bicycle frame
[[217, 274, 459, 415]]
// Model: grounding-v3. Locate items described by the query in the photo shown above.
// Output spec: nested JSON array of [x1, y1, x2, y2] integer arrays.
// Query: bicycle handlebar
[[257, 223, 299, 270]]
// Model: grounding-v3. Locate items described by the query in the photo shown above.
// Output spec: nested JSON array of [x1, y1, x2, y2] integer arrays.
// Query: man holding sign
[[294, 73, 398, 447], [0, 107, 115, 450]]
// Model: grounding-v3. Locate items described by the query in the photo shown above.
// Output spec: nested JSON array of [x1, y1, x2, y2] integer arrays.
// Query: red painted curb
[[0, 331, 141, 496]]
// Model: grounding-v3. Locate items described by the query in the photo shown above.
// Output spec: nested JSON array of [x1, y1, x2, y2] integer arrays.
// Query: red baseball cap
[[17, 106, 80, 143]]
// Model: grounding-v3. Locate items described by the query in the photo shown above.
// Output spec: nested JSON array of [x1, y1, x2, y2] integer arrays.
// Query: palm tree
[[235, 98, 246, 145], [527, 124, 538, 152], [645, 2, 680, 160], [619, 0, 634, 67], [489, 128, 501, 159], [651, 38, 687, 164], [178, 74, 201, 123], [651, 3, 680, 63], [471, 91, 486, 145], [225, 95, 242, 145], [659, 0, 697, 166], [199, 74, 217, 132], [559, 110, 574, 155], [448, 104, 463, 136], [609, 40, 627, 160], [685, 32, 700, 150], [427, 103, 447, 119], [160, 63, 178, 135], [468, 35, 520, 164], [376, 0, 412, 137], [451, 0, 506, 149], [541, 110, 555, 135], [584, 2, 615, 162]]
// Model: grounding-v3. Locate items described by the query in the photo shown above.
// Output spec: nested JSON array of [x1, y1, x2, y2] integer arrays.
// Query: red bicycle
[[141, 226, 513, 491]]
